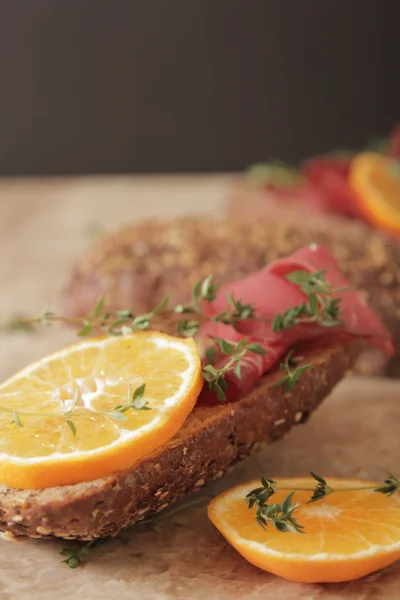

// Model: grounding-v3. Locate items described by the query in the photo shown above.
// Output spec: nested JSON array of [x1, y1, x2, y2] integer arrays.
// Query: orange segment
[[0, 332, 202, 489], [208, 477, 400, 583], [349, 152, 400, 233]]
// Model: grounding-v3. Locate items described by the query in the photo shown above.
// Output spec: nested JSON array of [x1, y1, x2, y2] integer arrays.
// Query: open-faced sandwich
[[228, 122, 400, 234], [0, 244, 394, 544]]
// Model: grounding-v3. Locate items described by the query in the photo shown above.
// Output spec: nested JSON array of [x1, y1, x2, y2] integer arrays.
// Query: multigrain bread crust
[[0, 337, 362, 541], [62, 214, 400, 376]]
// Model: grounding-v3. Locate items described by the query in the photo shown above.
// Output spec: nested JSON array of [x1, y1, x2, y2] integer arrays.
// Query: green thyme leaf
[[11, 411, 23, 427], [236, 338, 248, 352], [216, 384, 227, 402], [201, 372, 213, 383], [192, 281, 201, 301], [106, 319, 128, 334], [65, 418, 77, 438], [200, 275, 213, 299], [115, 309, 132, 318], [90, 294, 106, 319], [120, 326, 133, 336], [203, 364, 218, 376], [308, 293, 318, 315], [247, 343, 267, 355], [108, 410, 128, 421], [310, 472, 327, 485], [205, 346, 216, 365], [320, 320, 341, 327], [131, 383, 146, 402], [61, 555, 80, 568], [219, 339, 235, 355], [194, 275, 219, 302], [132, 316, 151, 330], [177, 320, 200, 337], [132, 398, 151, 411], [285, 270, 314, 284], [308, 471, 334, 503], [174, 305, 195, 314], [246, 162, 301, 187], [234, 361, 242, 379], [374, 473, 400, 496], [77, 320, 93, 337], [109, 383, 150, 415], [151, 295, 170, 316], [225, 295, 256, 322]]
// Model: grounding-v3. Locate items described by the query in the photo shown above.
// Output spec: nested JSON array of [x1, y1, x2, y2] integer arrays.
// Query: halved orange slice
[[208, 477, 400, 583], [0, 332, 202, 489], [349, 152, 400, 233]]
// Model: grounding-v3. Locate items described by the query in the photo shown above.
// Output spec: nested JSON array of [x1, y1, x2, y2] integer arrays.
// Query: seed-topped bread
[[0, 337, 362, 541], [63, 216, 400, 375]]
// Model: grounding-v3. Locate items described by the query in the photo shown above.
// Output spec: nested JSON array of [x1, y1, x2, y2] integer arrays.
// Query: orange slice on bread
[[0, 332, 202, 489], [349, 152, 400, 234], [208, 477, 400, 583]]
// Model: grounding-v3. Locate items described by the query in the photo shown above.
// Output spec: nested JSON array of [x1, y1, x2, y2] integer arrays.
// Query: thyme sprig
[[245, 478, 304, 533], [308, 472, 334, 503], [4, 268, 349, 339], [1, 270, 347, 422], [246, 472, 400, 533], [202, 338, 266, 401], [5, 270, 344, 338], [4, 383, 149, 438], [273, 350, 311, 393], [272, 270, 347, 333]]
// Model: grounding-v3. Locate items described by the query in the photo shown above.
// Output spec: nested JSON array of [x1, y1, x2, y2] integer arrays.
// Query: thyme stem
[[276, 485, 379, 493], [4, 383, 149, 437], [1, 270, 351, 432], [246, 473, 400, 533]]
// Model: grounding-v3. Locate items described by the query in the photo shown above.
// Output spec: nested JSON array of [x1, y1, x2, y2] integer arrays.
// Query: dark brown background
[[0, 0, 399, 175]]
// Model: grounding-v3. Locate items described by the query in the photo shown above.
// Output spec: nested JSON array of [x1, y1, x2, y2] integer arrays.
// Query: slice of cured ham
[[199, 244, 394, 403]]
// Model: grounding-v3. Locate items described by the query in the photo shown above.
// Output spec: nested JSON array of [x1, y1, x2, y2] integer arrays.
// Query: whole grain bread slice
[[0, 337, 362, 542]]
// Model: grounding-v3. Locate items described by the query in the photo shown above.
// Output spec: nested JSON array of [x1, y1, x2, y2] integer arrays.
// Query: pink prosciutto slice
[[198, 244, 394, 403]]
